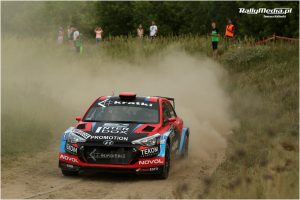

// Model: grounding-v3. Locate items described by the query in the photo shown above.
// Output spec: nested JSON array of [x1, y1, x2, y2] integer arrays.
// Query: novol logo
[[103, 140, 114, 146]]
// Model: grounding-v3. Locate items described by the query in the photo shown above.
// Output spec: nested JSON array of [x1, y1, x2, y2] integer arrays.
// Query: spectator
[[95, 26, 103, 44], [224, 19, 235, 48], [75, 34, 83, 54], [137, 24, 144, 38], [57, 27, 64, 44], [73, 28, 80, 41], [149, 21, 158, 39], [210, 22, 220, 59], [67, 26, 74, 47], [224, 19, 235, 38], [72, 28, 80, 52]]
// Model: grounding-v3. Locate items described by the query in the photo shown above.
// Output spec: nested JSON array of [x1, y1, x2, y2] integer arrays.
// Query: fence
[[256, 34, 299, 45]]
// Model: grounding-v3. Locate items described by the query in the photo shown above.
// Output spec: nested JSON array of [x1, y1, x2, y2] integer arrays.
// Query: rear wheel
[[158, 143, 170, 179], [61, 169, 79, 176]]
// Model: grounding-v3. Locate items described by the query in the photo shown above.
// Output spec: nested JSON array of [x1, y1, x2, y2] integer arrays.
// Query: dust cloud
[[3, 41, 237, 162]]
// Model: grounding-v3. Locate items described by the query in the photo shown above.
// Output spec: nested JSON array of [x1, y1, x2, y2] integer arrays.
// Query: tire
[[158, 143, 170, 179], [61, 169, 79, 176]]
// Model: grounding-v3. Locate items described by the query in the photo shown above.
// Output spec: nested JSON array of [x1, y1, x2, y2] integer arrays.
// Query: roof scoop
[[119, 92, 136, 101]]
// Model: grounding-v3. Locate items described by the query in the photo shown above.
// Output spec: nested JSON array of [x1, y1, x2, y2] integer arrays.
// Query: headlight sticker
[[72, 128, 91, 139]]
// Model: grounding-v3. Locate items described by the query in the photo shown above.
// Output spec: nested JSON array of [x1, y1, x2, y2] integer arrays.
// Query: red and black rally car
[[58, 92, 190, 179]]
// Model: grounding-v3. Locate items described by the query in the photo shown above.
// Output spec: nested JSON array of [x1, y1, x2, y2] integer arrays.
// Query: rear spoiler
[[155, 96, 175, 109]]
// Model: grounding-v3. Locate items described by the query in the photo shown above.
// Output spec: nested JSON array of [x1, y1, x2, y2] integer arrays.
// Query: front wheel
[[158, 143, 170, 179]]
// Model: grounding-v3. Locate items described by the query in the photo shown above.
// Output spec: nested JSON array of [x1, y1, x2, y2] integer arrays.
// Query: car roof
[[97, 93, 175, 108]]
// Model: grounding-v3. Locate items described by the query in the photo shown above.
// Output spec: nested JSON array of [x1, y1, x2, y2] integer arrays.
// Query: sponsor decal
[[72, 129, 91, 139], [66, 164, 74, 169], [89, 149, 126, 161], [149, 167, 159, 171], [66, 143, 78, 154], [113, 101, 153, 107], [103, 123, 129, 127], [95, 126, 129, 134], [136, 167, 159, 172], [239, 8, 292, 18], [141, 146, 159, 157], [59, 154, 79, 163], [90, 135, 128, 141], [138, 158, 163, 165], [98, 100, 153, 108], [98, 99, 112, 108], [103, 140, 114, 146]]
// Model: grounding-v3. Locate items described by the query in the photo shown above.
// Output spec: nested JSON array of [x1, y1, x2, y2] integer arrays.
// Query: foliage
[[1, 1, 299, 38]]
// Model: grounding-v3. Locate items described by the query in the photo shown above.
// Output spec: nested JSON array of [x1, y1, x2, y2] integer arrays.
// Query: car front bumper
[[58, 152, 165, 174]]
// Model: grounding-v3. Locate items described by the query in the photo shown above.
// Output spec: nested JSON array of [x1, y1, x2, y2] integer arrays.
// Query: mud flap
[[178, 127, 189, 156]]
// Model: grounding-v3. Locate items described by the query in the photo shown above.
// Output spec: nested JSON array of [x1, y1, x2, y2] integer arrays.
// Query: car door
[[166, 101, 183, 133]]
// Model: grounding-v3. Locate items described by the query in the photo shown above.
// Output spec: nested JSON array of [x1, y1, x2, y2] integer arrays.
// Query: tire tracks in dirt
[[1, 139, 224, 199]]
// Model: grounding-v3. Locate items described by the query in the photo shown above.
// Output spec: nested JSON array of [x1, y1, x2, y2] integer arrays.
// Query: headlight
[[131, 133, 160, 146], [67, 131, 86, 143]]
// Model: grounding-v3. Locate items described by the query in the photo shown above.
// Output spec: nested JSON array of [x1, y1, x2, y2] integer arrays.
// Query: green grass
[[1, 36, 298, 198]]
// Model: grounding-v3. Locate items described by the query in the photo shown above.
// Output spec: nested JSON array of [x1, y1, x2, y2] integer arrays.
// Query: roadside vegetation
[[207, 43, 299, 198]]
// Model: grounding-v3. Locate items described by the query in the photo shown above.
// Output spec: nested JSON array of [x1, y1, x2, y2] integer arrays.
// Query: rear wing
[[155, 96, 175, 109]]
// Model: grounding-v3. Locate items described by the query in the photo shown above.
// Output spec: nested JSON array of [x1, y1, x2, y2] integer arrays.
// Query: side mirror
[[75, 116, 82, 122], [168, 117, 176, 123]]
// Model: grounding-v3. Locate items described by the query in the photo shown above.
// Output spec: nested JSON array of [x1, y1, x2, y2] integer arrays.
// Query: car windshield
[[83, 104, 159, 124]]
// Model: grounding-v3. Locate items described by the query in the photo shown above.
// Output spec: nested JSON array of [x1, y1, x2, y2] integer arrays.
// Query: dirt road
[[2, 49, 235, 199], [1, 137, 225, 199]]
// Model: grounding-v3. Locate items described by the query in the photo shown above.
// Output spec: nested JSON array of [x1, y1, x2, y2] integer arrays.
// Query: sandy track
[[1, 138, 224, 199], [2, 49, 234, 199], [2, 51, 233, 198]]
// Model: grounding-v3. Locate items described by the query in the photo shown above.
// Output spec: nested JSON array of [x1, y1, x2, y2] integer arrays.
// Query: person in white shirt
[[73, 28, 80, 41], [149, 21, 158, 39]]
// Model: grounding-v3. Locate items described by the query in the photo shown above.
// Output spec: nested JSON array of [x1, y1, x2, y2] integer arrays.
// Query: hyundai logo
[[103, 140, 114, 146]]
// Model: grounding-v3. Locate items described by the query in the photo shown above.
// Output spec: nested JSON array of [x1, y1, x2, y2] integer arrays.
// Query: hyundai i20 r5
[[58, 92, 190, 179]]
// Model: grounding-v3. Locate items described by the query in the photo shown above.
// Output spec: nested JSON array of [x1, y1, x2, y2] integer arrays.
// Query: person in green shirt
[[210, 22, 220, 59], [75, 35, 83, 54]]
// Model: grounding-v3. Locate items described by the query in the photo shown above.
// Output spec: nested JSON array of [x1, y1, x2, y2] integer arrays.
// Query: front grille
[[81, 146, 138, 165]]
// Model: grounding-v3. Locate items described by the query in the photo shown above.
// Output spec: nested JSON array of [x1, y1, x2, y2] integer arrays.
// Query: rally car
[[58, 92, 189, 179]]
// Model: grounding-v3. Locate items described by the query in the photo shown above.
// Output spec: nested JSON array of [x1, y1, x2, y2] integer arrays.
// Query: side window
[[166, 102, 176, 118], [162, 102, 171, 122]]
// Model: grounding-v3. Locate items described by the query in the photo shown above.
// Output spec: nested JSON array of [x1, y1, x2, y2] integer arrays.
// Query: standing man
[[73, 28, 81, 53], [224, 19, 235, 38], [224, 19, 235, 48], [210, 22, 220, 59], [73, 28, 80, 41], [149, 21, 158, 39]]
